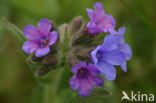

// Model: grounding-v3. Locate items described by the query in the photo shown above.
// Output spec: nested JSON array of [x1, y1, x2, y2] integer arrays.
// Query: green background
[[0, 0, 156, 103]]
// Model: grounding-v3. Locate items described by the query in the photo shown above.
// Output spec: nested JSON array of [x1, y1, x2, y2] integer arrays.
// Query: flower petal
[[118, 27, 125, 38], [104, 34, 117, 45], [94, 77, 104, 87], [23, 25, 41, 40], [69, 76, 79, 90], [35, 46, 50, 57], [78, 78, 92, 97], [94, 2, 104, 11], [119, 43, 132, 60], [87, 64, 101, 76], [86, 21, 102, 34], [101, 35, 118, 51], [72, 62, 87, 73], [38, 18, 52, 36], [121, 61, 127, 72], [100, 50, 125, 65], [48, 31, 58, 45], [90, 45, 101, 64], [97, 62, 116, 81], [22, 41, 38, 54], [87, 73, 104, 87], [94, 2, 105, 20], [99, 14, 116, 34], [86, 8, 94, 19]]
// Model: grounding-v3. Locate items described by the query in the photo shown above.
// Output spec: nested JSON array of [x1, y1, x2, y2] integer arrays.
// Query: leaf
[[90, 87, 112, 97], [55, 87, 111, 103], [2, 18, 26, 47], [58, 24, 68, 43], [73, 88, 111, 103], [54, 65, 73, 95], [0, 0, 10, 45], [30, 84, 45, 103], [57, 23, 70, 65]]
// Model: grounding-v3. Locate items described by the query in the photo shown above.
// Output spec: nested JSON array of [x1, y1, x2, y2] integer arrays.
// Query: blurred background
[[0, 0, 156, 103]]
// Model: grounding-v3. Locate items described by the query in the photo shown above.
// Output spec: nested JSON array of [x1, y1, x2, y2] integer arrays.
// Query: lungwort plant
[[3, 2, 132, 103]]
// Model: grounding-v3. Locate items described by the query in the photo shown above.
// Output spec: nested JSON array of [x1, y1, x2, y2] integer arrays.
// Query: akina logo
[[121, 91, 155, 102]]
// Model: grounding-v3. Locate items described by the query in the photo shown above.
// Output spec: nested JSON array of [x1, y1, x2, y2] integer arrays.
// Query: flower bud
[[26, 53, 43, 64], [68, 56, 80, 68], [74, 47, 95, 61], [58, 24, 68, 43], [50, 20, 57, 31], [42, 55, 58, 67], [71, 25, 96, 46], [36, 65, 52, 77], [68, 16, 83, 35]]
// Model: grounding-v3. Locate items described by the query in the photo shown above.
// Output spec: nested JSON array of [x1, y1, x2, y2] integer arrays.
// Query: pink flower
[[86, 2, 116, 35], [22, 18, 58, 57], [69, 62, 104, 97]]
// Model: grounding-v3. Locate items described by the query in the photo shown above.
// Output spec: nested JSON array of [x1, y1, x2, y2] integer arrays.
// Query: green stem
[[43, 84, 53, 103]]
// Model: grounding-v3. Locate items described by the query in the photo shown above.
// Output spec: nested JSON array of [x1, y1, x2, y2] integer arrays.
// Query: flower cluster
[[69, 2, 132, 97], [22, 2, 132, 97]]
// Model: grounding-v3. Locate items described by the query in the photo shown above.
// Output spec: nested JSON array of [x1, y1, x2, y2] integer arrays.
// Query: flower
[[101, 27, 132, 72], [86, 2, 116, 35], [90, 34, 126, 81], [22, 18, 58, 57], [115, 27, 132, 60], [69, 62, 104, 97], [90, 27, 132, 81], [111, 27, 132, 72]]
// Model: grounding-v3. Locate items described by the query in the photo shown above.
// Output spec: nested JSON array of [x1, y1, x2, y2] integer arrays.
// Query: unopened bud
[[68, 56, 80, 68], [42, 55, 58, 67], [71, 25, 96, 46], [58, 24, 68, 43], [36, 65, 52, 77], [50, 20, 57, 31], [68, 16, 83, 35], [26, 52, 43, 64], [74, 47, 95, 61]]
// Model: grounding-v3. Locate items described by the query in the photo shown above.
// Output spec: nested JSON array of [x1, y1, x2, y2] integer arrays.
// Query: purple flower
[[69, 62, 104, 97], [22, 18, 58, 57], [86, 2, 116, 35], [90, 27, 132, 81]]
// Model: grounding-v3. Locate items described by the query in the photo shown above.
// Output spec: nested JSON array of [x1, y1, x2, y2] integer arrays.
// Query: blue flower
[[69, 62, 104, 97], [90, 27, 132, 81], [114, 27, 132, 71]]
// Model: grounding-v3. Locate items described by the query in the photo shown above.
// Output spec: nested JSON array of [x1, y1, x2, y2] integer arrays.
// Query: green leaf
[[54, 65, 73, 95], [90, 87, 111, 97], [56, 87, 111, 103], [0, 0, 10, 45], [2, 18, 26, 47], [30, 84, 45, 103], [73, 88, 111, 103]]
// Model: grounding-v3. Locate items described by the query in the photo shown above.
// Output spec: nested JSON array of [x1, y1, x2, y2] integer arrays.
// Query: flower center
[[96, 52, 100, 58], [40, 38, 49, 48], [77, 67, 88, 78]]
